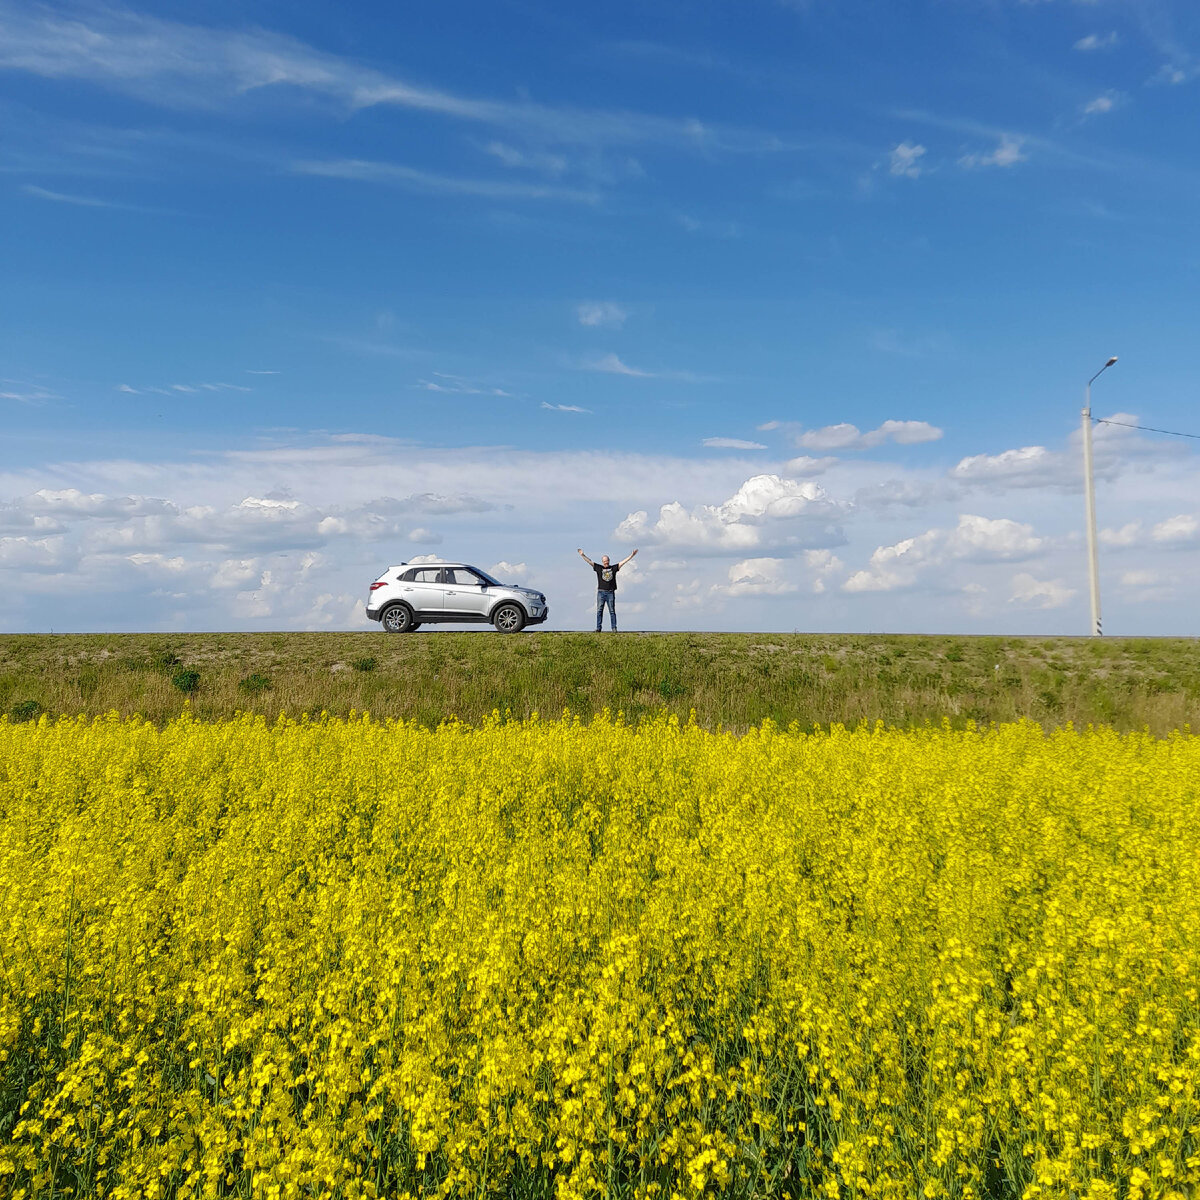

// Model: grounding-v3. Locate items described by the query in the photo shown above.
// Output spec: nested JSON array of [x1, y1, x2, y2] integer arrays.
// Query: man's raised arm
[[618, 548, 639, 568], [577, 548, 594, 566]]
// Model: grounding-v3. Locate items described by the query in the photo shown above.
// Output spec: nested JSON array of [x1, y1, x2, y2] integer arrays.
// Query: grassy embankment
[[1, 631, 1198, 733]]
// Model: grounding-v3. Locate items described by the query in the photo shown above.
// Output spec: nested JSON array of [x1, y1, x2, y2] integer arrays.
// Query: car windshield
[[471, 567, 502, 586]]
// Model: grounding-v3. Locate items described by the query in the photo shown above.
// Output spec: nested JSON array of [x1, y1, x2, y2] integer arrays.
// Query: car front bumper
[[527, 607, 549, 625]]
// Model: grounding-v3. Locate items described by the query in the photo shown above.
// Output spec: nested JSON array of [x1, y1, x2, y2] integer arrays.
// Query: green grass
[[2, 631, 1198, 733]]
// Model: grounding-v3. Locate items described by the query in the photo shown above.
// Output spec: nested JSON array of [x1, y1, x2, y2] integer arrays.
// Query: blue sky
[[2, 0, 1199, 633]]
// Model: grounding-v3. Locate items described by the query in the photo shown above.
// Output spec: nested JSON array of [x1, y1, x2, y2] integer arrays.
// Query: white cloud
[[213, 558, 260, 589], [584, 352, 654, 377], [1082, 92, 1121, 117], [1151, 514, 1198, 545], [0, 3, 787, 159], [0, 535, 64, 571], [408, 528, 442, 544], [542, 402, 591, 413], [1099, 522, 1140, 548], [483, 141, 568, 175], [676, 213, 740, 238], [293, 158, 598, 203], [889, 141, 926, 178], [950, 445, 1060, 488], [489, 560, 527, 581], [804, 548, 844, 594], [785, 456, 838, 477], [616, 474, 841, 554], [577, 301, 628, 328], [702, 437, 767, 450], [958, 134, 1026, 169], [843, 514, 1045, 593], [797, 419, 942, 451], [1009, 573, 1075, 610], [1074, 32, 1118, 52], [2, 428, 1195, 633], [416, 373, 510, 397], [1121, 569, 1160, 588], [718, 558, 797, 597], [127, 552, 186, 572]]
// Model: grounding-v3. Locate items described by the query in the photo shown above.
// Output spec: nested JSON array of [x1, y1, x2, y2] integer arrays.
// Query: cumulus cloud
[[785, 456, 837, 477], [577, 301, 627, 328], [797, 420, 942, 452], [1009, 573, 1075, 610], [843, 514, 1045, 593], [717, 558, 797, 597], [1151, 514, 1199, 545], [615, 474, 842, 554], [950, 446, 1061, 489], [1100, 521, 1141, 548], [804, 548, 844, 594], [489, 560, 527, 581], [889, 141, 926, 178]]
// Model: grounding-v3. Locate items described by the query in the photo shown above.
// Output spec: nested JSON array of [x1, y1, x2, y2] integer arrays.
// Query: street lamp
[[1082, 356, 1118, 636]]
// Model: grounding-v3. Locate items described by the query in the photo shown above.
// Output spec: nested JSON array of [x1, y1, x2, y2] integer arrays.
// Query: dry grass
[[2, 630, 1198, 733]]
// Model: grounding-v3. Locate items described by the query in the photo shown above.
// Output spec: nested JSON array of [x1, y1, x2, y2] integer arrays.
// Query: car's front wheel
[[492, 603, 526, 633], [380, 603, 415, 633]]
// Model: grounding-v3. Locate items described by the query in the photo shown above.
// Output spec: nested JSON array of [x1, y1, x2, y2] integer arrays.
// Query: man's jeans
[[595, 589, 617, 631]]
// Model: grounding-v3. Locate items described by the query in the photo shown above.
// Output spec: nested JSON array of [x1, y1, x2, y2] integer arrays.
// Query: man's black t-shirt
[[593, 562, 620, 592]]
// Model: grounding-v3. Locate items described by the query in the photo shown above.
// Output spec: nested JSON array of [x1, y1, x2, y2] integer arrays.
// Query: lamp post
[[1082, 356, 1118, 636]]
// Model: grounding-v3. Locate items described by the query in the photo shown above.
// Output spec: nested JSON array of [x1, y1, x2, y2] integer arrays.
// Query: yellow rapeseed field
[[1, 712, 1197, 1199]]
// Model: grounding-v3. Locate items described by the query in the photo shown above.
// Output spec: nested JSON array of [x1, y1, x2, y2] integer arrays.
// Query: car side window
[[412, 568, 441, 583], [400, 568, 418, 582], [446, 568, 481, 586]]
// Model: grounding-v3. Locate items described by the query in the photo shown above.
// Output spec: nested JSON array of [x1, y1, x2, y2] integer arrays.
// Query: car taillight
[[369, 581, 387, 590]]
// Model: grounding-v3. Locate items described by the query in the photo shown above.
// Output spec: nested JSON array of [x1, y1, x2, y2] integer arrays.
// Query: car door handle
[[446, 590, 457, 595]]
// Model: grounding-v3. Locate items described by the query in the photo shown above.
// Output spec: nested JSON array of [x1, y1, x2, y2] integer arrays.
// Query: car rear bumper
[[365, 606, 382, 622]]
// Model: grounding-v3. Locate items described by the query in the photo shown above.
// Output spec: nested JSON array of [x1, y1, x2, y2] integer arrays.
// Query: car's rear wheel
[[380, 603, 415, 633], [493, 603, 526, 633]]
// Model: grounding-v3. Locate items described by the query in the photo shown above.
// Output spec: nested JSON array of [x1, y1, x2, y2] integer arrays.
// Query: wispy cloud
[[0, 3, 789, 155], [1081, 92, 1122, 117], [676, 213, 741, 238], [116, 380, 252, 395], [577, 301, 628, 328], [483, 141, 568, 176], [1074, 32, 1119, 52], [584, 353, 656, 378], [702, 437, 767, 450], [246, 369, 280, 376], [23, 183, 117, 207], [0, 387, 57, 404], [958, 134, 1026, 170], [889, 141, 926, 178], [414, 373, 511, 397], [541, 401, 590, 413], [293, 158, 599, 202], [22, 182, 173, 214]]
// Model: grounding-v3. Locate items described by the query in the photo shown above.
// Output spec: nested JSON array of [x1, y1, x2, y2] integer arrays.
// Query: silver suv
[[366, 562, 549, 633]]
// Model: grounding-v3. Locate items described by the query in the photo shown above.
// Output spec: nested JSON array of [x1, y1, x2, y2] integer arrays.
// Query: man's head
[[601, 555, 611, 566]]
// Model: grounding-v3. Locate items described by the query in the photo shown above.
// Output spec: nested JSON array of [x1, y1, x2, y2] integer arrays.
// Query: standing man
[[578, 547, 638, 631]]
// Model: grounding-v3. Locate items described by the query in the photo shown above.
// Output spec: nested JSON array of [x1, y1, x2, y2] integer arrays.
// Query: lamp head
[[1106, 356, 1118, 367]]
